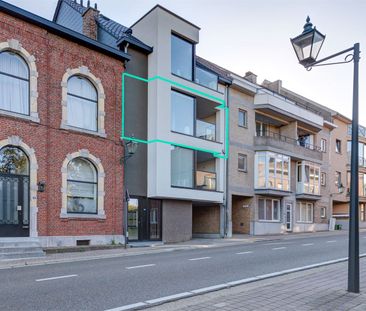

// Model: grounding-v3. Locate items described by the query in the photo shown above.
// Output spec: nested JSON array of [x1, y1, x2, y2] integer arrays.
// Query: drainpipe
[[223, 84, 230, 238]]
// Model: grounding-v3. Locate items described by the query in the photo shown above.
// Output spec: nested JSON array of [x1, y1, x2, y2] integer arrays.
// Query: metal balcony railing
[[255, 130, 322, 153]]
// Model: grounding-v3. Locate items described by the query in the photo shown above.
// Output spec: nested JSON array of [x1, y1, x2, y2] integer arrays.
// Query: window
[[67, 157, 97, 214], [0, 51, 29, 115], [238, 154, 247, 172], [171, 147, 217, 191], [171, 91, 194, 135], [320, 139, 327, 152], [297, 202, 313, 223], [335, 171, 342, 189], [171, 34, 193, 80], [238, 109, 248, 128], [321, 172, 326, 186], [195, 66, 218, 90], [296, 162, 320, 195], [255, 152, 290, 191], [67, 76, 97, 131], [256, 122, 267, 136], [361, 204, 366, 222], [171, 147, 194, 188], [258, 198, 280, 221], [335, 139, 342, 153], [320, 207, 326, 218]]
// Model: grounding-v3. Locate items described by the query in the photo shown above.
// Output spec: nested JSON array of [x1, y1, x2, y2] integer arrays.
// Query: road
[[1, 231, 366, 311]]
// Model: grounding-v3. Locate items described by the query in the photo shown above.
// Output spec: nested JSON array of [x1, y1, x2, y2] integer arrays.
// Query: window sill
[[296, 221, 314, 224], [60, 213, 106, 220], [257, 220, 281, 223], [60, 124, 106, 138], [238, 169, 248, 173], [0, 109, 40, 123]]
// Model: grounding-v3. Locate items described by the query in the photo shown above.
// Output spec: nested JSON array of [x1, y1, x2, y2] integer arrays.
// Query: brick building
[[0, 0, 130, 246]]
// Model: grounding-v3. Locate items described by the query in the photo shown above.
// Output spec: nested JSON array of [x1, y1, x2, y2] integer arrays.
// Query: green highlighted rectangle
[[121, 73, 229, 159]]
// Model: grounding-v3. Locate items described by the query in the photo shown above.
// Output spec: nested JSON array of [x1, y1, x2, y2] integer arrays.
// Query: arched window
[[67, 76, 98, 131], [0, 146, 29, 175], [0, 51, 29, 115], [67, 157, 97, 214]]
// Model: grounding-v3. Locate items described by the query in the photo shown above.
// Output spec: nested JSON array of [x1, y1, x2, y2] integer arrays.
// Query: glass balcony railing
[[196, 119, 216, 141], [196, 170, 216, 191]]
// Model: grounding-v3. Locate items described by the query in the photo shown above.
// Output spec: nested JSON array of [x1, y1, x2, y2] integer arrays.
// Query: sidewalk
[[147, 258, 366, 311], [0, 230, 358, 269]]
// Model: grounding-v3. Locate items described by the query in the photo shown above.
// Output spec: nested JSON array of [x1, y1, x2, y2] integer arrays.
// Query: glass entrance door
[[127, 198, 162, 241], [0, 147, 30, 237]]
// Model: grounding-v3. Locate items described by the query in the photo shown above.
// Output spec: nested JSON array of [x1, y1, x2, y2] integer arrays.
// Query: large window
[[0, 51, 29, 115], [67, 157, 97, 214], [171, 91, 194, 135], [297, 202, 313, 223], [171, 90, 217, 141], [67, 76, 98, 131], [171, 147, 194, 188], [258, 198, 280, 221], [171, 34, 193, 80], [296, 161, 320, 195], [171, 147, 216, 191], [255, 152, 290, 191], [195, 66, 218, 90]]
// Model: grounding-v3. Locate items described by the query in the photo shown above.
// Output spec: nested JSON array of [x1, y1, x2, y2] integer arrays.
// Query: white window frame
[[320, 172, 326, 186], [238, 109, 248, 128], [296, 161, 320, 195], [255, 151, 290, 191], [238, 153, 247, 172], [258, 198, 281, 222], [320, 207, 326, 218], [297, 202, 314, 223]]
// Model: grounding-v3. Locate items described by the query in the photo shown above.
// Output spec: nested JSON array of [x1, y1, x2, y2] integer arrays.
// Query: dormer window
[[171, 34, 193, 80]]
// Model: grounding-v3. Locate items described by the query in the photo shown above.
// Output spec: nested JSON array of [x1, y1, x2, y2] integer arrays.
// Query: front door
[[0, 147, 30, 237], [286, 203, 292, 232], [128, 198, 162, 241]]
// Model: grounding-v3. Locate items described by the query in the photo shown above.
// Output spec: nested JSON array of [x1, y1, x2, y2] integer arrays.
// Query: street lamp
[[291, 17, 360, 293], [121, 140, 138, 249]]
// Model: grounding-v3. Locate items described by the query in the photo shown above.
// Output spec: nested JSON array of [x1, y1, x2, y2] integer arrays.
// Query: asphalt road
[[1, 231, 366, 311]]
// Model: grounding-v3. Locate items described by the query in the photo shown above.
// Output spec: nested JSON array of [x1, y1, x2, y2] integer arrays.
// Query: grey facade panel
[[98, 27, 118, 48], [56, 1, 83, 34], [124, 49, 148, 197]]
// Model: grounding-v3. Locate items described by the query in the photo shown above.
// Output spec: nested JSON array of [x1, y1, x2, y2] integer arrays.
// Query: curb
[[105, 254, 366, 311]]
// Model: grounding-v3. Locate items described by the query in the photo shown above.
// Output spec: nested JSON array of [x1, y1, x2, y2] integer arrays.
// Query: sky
[[4, 0, 366, 125]]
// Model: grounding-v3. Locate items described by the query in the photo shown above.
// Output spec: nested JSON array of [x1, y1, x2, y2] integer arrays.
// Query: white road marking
[[125, 264, 155, 270], [302, 243, 314, 246], [272, 247, 286, 250], [188, 257, 211, 261], [36, 274, 77, 282], [326, 240, 337, 243], [236, 251, 253, 255]]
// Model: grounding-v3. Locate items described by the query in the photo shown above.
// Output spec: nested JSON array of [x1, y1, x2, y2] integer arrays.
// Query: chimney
[[262, 79, 282, 93], [82, 2, 99, 40], [244, 71, 257, 84]]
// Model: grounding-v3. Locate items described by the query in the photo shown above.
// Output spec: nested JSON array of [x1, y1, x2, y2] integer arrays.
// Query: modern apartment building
[[128, 6, 230, 242]]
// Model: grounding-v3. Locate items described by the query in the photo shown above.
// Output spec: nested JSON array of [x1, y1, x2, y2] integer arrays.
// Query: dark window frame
[[171, 33, 195, 82], [335, 139, 342, 154]]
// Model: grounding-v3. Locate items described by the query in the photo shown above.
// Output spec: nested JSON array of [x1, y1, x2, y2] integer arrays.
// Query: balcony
[[254, 131, 323, 161], [196, 119, 216, 141], [196, 170, 216, 191]]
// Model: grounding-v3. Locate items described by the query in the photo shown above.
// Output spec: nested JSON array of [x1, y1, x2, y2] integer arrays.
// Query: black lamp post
[[121, 140, 138, 249], [291, 17, 360, 293]]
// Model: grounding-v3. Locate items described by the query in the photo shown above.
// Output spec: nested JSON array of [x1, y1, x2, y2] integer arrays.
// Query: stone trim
[[60, 66, 106, 137], [0, 39, 39, 122], [60, 149, 105, 219], [0, 136, 38, 237]]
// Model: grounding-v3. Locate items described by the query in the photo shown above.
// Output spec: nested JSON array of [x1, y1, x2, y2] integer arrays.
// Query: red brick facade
[[0, 12, 125, 245]]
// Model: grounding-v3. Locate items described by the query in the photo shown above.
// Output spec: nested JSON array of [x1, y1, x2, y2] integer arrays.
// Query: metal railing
[[255, 130, 322, 152], [347, 152, 366, 167]]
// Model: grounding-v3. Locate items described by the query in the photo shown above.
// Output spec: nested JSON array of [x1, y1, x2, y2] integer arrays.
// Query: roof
[[0, 0, 130, 61], [196, 56, 232, 85], [53, 0, 152, 53]]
